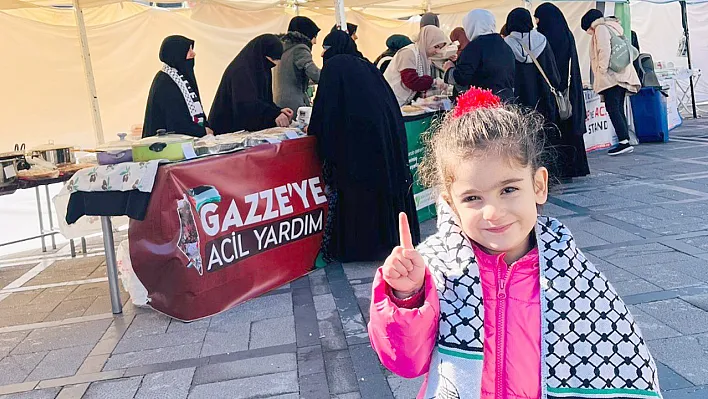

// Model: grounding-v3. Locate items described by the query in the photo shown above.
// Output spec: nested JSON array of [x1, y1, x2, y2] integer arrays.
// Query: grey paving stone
[[292, 288, 320, 349], [309, 273, 332, 296], [188, 370, 298, 399], [208, 293, 293, 327], [298, 372, 330, 399], [0, 352, 47, 385], [663, 385, 708, 399], [318, 315, 348, 352], [627, 306, 683, 341], [359, 372, 394, 399], [0, 332, 29, 360], [297, 345, 325, 377], [610, 278, 663, 298], [249, 315, 296, 350], [103, 342, 202, 371], [313, 294, 337, 316], [683, 293, 708, 312], [565, 230, 609, 247], [83, 377, 142, 399], [27, 345, 93, 381], [628, 263, 703, 290], [200, 320, 250, 357], [648, 334, 708, 385], [122, 312, 171, 338], [342, 262, 379, 281], [324, 350, 359, 395], [113, 329, 206, 354], [590, 243, 669, 260], [387, 375, 425, 399], [332, 394, 362, 399], [637, 299, 708, 335], [348, 344, 382, 378], [12, 320, 111, 355], [135, 367, 195, 399], [193, 353, 296, 385], [657, 362, 694, 391], [0, 388, 61, 399], [166, 319, 210, 334], [609, 252, 699, 270]]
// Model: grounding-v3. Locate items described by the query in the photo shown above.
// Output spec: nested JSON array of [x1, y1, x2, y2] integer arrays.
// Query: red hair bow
[[453, 87, 501, 118]]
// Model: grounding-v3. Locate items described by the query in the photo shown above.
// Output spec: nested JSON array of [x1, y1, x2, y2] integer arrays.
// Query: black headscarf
[[159, 35, 199, 95], [581, 9, 604, 31], [208, 34, 284, 133], [420, 12, 440, 28], [506, 8, 534, 34], [331, 23, 358, 37], [323, 31, 360, 62], [288, 16, 321, 40]]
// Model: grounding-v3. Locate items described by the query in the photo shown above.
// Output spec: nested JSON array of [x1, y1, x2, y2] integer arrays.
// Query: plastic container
[[630, 87, 669, 143]]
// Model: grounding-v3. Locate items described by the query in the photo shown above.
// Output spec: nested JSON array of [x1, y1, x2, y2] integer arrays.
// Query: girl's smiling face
[[445, 154, 548, 263]]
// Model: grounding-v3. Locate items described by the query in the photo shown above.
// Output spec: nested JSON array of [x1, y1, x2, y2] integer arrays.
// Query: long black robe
[[143, 36, 208, 138], [535, 3, 590, 178], [309, 51, 420, 262], [209, 35, 284, 134]]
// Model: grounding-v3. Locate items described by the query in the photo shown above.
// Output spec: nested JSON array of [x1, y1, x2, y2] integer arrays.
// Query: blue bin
[[630, 87, 669, 143]]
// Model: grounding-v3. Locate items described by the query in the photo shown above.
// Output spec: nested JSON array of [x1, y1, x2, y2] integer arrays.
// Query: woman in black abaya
[[535, 3, 590, 180], [209, 34, 292, 134], [309, 31, 420, 263], [143, 35, 211, 138]]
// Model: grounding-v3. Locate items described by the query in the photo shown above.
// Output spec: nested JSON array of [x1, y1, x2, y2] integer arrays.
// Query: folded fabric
[[65, 161, 161, 194], [66, 191, 153, 224]]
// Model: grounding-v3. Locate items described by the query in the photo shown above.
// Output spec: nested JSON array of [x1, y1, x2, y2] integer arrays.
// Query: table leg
[[101, 216, 122, 314], [45, 185, 56, 250], [35, 187, 46, 253], [70, 239, 76, 258], [81, 237, 87, 254]]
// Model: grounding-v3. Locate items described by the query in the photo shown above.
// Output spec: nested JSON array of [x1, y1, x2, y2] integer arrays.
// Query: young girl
[[368, 89, 662, 399]]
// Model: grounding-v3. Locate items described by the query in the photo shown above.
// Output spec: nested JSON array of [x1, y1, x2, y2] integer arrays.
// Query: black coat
[[209, 35, 284, 133], [143, 72, 208, 138], [308, 54, 420, 262], [143, 35, 208, 138], [446, 34, 515, 102], [513, 45, 561, 124]]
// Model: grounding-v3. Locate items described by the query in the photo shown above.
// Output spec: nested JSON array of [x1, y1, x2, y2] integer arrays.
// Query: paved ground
[[2, 119, 708, 398]]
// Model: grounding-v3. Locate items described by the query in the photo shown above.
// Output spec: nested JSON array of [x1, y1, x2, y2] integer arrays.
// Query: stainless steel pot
[[32, 141, 75, 165]]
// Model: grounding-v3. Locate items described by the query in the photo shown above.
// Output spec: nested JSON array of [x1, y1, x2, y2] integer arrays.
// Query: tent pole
[[334, 0, 346, 29], [680, 0, 698, 119], [72, 0, 105, 145]]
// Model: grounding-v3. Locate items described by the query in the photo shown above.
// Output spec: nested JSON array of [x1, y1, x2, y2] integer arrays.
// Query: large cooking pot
[[33, 141, 75, 166], [132, 129, 195, 162], [0, 155, 19, 189]]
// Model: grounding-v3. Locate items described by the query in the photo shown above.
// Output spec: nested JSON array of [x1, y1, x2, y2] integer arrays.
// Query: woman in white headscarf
[[384, 25, 449, 106], [443, 9, 516, 101]]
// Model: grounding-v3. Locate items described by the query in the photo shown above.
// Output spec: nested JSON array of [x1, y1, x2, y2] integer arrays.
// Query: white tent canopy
[[1, 0, 705, 150]]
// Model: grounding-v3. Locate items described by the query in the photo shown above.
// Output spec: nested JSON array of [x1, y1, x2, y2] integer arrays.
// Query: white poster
[[584, 90, 619, 153]]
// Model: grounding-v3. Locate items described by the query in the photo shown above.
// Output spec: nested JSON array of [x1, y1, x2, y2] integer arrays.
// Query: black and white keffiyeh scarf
[[162, 64, 206, 126], [416, 201, 662, 399]]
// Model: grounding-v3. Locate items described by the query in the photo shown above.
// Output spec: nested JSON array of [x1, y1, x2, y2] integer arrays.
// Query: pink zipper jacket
[[369, 245, 542, 399]]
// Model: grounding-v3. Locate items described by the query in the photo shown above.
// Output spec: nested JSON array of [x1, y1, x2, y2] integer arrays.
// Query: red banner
[[129, 137, 327, 321]]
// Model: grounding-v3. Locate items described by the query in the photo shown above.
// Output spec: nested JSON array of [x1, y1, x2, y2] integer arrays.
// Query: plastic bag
[[116, 239, 149, 307]]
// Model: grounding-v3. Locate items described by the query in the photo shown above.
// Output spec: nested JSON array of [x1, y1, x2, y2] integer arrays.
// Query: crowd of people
[[141, 5, 640, 265]]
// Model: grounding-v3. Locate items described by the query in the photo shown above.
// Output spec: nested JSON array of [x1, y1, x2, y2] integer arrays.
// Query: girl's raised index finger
[[399, 212, 414, 250]]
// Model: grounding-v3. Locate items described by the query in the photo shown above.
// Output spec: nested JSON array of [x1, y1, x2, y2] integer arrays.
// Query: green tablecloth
[[404, 111, 442, 223]]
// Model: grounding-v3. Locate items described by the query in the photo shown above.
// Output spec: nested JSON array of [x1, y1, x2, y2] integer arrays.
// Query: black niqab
[[159, 35, 199, 95], [208, 34, 284, 134], [288, 16, 321, 40], [506, 8, 534, 33], [330, 23, 358, 37], [308, 53, 420, 261], [323, 31, 359, 61]]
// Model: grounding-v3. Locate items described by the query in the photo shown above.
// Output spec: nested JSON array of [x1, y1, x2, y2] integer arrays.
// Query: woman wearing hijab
[[209, 35, 291, 134], [505, 8, 561, 123], [143, 35, 211, 138], [420, 12, 440, 28], [310, 31, 420, 262], [384, 25, 448, 106], [374, 35, 413, 74], [535, 3, 590, 180], [443, 10, 515, 102], [330, 23, 359, 41], [274, 16, 321, 113], [582, 9, 641, 156]]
